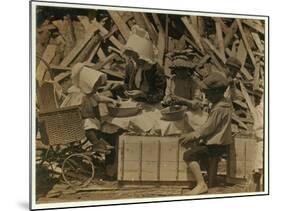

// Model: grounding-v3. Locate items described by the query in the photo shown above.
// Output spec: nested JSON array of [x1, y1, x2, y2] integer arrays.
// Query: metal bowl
[[108, 103, 142, 117], [160, 105, 187, 121]]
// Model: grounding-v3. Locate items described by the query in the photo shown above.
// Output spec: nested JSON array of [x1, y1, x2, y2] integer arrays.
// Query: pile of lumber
[[36, 7, 265, 135]]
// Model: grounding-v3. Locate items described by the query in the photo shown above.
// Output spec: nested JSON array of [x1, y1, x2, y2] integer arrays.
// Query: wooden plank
[[132, 12, 147, 29], [122, 138, 141, 181], [237, 19, 257, 67], [77, 16, 94, 32], [197, 16, 205, 36], [216, 18, 229, 34], [108, 11, 131, 40], [52, 17, 76, 56], [202, 38, 227, 63], [244, 26, 257, 50], [141, 140, 159, 181], [233, 100, 248, 109], [236, 40, 254, 80], [251, 32, 264, 53], [59, 30, 96, 67], [242, 19, 264, 34], [182, 34, 203, 54], [117, 11, 134, 23], [236, 40, 247, 66], [71, 34, 101, 65], [228, 139, 246, 178], [253, 60, 261, 91], [165, 15, 169, 54], [141, 13, 158, 44], [240, 81, 256, 116], [215, 18, 226, 58], [152, 14, 165, 66], [96, 53, 117, 70], [231, 39, 240, 57], [87, 43, 100, 63], [36, 44, 57, 82], [232, 113, 248, 130], [91, 20, 123, 49], [181, 16, 204, 52], [190, 16, 198, 31], [72, 20, 86, 43], [224, 20, 238, 47]]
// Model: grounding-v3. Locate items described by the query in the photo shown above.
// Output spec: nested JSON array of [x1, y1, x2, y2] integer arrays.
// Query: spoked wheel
[[62, 153, 95, 188]]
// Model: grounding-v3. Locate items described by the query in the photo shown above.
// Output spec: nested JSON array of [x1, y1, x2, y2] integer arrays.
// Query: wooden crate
[[226, 137, 259, 184], [118, 135, 195, 183]]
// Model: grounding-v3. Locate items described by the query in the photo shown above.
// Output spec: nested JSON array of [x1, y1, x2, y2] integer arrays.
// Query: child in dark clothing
[[179, 71, 232, 195]]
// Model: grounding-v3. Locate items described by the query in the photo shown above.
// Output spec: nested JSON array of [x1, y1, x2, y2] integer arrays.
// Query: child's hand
[[125, 90, 145, 98], [179, 132, 200, 147], [110, 99, 120, 107]]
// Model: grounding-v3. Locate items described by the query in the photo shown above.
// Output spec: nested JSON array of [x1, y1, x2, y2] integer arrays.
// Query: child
[[179, 71, 232, 195], [163, 56, 201, 109], [61, 63, 118, 151]]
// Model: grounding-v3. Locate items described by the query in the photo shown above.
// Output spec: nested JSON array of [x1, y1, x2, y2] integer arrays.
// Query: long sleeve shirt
[[195, 98, 233, 145]]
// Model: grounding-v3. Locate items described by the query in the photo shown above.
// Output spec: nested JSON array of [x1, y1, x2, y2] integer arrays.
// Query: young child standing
[[179, 71, 232, 195]]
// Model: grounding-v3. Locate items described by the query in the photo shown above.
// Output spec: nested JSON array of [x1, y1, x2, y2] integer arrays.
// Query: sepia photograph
[[30, 1, 268, 209]]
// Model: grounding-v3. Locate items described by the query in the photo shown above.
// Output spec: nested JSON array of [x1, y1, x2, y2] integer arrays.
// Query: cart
[[37, 105, 110, 188]]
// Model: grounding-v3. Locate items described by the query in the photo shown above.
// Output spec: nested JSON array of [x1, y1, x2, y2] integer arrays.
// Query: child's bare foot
[[187, 182, 208, 195]]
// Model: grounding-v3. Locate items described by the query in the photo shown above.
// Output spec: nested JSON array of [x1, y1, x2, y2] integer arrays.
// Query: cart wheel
[[62, 153, 95, 188]]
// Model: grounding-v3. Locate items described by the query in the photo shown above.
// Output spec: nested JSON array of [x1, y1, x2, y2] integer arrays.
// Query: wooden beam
[[95, 53, 118, 70], [91, 20, 123, 49], [240, 81, 257, 119], [87, 43, 100, 63], [241, 67, 254, 81], [242, 19, 264, 34], [181, 16, 204, 52], [202, 38, 226, 63], [190, 16, 198, 32], [52, 16, 76, 56], [108, 11, 131, 40], [253, 60, 261, 91], [117, 11, 134, 23], [141, 13, 158, 44], [60, 30, 96, 67], [224, 20, 238, 47], [232, 113, 248, 130], [71, 34, 101, 66], [214, 18, 225, 58], [216, 18, 229, 34], [197, 17, 205, 36], [165, 15, 169, 54], [237, 19, 258, 80], [132, 12, 147, 29], [77, 16, 94, 32], [152, 14, 165, 66], [37, 44, 57, 82], [236, 40, 253, 80], [251, 32, 264, 53]]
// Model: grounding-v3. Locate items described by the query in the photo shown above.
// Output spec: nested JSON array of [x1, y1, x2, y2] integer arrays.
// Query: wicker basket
[[38, 106, 85, 146]]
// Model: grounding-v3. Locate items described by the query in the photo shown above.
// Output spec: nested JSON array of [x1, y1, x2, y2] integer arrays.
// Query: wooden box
[[117, 135, 195, 183], [227, 137, 259, 184]]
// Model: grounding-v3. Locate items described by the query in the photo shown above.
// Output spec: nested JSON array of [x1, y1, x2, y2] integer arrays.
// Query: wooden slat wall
[[118, 135, 195, 182]]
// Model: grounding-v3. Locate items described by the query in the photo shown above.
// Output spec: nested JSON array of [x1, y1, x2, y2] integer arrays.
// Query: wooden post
[[215, 18, 226, 59], [181, 16, 204, 52], [108, 11, 131, 40]]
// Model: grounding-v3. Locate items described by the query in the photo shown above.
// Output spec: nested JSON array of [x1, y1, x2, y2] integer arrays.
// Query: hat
[[169, 56, 195, 70], [200, 71, 228, 90], [71, 63, 107, 94], [122, 25, 157, 64], [226, 57, 242, 70]]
